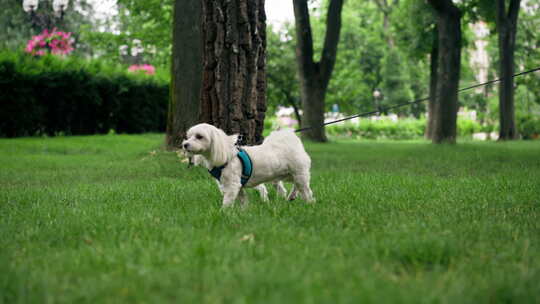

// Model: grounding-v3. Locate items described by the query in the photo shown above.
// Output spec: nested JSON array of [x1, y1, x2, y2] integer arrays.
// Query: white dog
[[182, 123, 314, 207]]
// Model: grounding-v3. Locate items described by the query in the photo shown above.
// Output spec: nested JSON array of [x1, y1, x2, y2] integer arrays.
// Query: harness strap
[[237, 148, 253, 186], [208, 164, 227, 181], [208, 149, 253, 186]]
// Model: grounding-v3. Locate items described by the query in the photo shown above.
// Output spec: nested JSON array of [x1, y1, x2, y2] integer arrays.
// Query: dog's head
[[182, 123, 238, 167]]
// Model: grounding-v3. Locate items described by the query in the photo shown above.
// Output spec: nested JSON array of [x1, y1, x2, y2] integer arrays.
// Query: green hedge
[[326, 118, 488, 140], [0, 51, 168, 137], [326, 118, 425, 140]]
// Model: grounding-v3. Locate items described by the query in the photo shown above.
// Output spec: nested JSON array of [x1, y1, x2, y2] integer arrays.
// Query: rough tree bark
[[293, 0, 344, 142], [199, 0, 267, 145], [166, 0, 202, 148], [496, 0, 521, 140], [427, 0, 461, 144]]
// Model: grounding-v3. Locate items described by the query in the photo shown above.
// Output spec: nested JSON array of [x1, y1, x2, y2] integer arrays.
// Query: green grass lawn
[[1, 134, 539, 303]]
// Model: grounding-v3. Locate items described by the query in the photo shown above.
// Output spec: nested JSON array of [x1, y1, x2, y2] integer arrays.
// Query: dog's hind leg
[[287, 185, 298, 201], [274, 181, 288, 199]]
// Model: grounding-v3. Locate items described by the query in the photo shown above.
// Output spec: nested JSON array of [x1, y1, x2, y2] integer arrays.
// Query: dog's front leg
[[215, 180, 224, 194], [254, 184, 269, 202], [221, 183, 242, 208]]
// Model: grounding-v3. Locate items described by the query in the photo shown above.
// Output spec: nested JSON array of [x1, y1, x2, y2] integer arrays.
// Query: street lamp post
[[22, 0, 39, 12], [52, 0, 69, 18], [23, 0, 69, 32], [373, 88, 383, 116]]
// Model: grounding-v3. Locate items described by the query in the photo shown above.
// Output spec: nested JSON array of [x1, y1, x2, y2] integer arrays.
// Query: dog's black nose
[[183, 143, 190, 150]]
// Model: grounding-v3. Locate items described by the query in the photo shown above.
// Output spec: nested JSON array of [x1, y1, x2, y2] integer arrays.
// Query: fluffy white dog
[[182, 123, 314, 207]]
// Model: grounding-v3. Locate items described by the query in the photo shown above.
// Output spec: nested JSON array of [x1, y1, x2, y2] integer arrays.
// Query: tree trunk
[[166, 0, 202, 148], [373, 0, 399, 48], [428, 0, 461, 144], [199, 0, 267, 145], [425, 30, 438, 140], [293, 0, 344, 142], [302, 84, 326, 140], [496, 0, 521, 140]]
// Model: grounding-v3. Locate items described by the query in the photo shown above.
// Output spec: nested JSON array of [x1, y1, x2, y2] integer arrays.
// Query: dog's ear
[[229, 134, 239, 146], [208, 126, 231, 167]]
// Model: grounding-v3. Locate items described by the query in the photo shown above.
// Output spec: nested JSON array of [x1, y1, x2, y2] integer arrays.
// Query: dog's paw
[[287, 186, 298, 201]]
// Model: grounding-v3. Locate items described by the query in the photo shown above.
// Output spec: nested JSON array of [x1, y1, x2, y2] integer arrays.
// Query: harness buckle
[[235, 134, 244, 147]]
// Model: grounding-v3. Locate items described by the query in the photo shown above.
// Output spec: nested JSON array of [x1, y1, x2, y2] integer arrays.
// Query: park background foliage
[[1, 0, 540, 139]]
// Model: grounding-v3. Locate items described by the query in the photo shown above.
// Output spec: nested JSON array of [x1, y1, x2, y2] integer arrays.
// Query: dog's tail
[[263, 129, 303, 147]]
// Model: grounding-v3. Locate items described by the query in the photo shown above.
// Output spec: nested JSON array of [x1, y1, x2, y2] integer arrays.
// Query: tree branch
[[319, 0, 344, 89], [292, 0, 315, 76], [427, 0, 457, 14], [496, 0, 506, 25], [373, 0, 388, 14], [508, 0, 521, 24]]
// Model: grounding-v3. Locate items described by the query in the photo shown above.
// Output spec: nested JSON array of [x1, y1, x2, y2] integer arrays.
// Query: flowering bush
[[128, 64, 156, 75], [25, 28, 74, 56]]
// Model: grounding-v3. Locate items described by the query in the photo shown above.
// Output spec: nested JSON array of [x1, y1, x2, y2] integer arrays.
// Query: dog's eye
[[196, 134, 204, 140]]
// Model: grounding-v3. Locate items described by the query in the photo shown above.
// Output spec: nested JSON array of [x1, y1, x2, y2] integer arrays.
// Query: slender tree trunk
[[496, 0, 521, 140], [166, 0, 202, 148], [282, 91, 302, 126], [291, 102, 302, 127], [381, 10, 394, 48], [293, 0, 344, 142], [428, 0, 461, 144], [425, 31, 438, 140], [373, 0, 399, 47], [199, 0, 267, 145]]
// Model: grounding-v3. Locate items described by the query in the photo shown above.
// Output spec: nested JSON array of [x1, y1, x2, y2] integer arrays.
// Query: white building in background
[[469, 22, 490, 93]]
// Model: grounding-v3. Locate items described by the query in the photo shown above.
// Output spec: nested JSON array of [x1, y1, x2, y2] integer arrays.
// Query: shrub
[[325, 117, 489, 140], [517, 114, 540, 139], [457, 119, 482, 137], [0, 51, 168, 137], [327, 118, 426, 140]]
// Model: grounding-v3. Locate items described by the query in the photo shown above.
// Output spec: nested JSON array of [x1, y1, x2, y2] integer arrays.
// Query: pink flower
[[25, 40, 35, 53], [24, 28, 74, 57], [128, 64, 156, 75]]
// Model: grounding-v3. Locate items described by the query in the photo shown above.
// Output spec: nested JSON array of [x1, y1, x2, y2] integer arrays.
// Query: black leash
[[295, 66, 540, 133]]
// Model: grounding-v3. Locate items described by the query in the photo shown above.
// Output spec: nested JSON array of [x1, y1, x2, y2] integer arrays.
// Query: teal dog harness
[[208, 148, 253, 186]]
